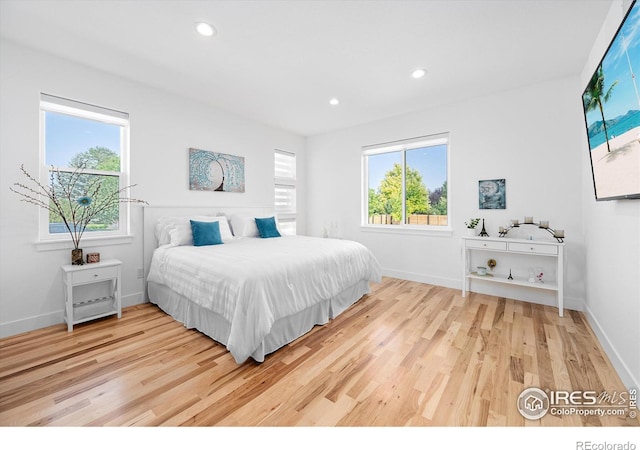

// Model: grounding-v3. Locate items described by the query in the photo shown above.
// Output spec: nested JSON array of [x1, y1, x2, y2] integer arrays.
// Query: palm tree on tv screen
[[583, 65, 619, 153]]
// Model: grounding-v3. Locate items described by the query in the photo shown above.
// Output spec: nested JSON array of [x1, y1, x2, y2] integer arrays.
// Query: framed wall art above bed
[[188, 148, 245, 193]]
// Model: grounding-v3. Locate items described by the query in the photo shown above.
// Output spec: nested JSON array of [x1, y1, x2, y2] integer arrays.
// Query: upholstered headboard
[[142, 205, 273, 300]]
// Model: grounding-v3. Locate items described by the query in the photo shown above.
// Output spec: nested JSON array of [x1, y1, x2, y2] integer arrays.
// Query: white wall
[[306, 76, 586, 311], [579, 0, 640, 390], [306, 0, 639, 390], [0, 39, 306, 337]]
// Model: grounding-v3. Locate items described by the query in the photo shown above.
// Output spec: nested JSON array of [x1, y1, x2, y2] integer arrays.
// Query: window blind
[[274, 149, 296, 235]]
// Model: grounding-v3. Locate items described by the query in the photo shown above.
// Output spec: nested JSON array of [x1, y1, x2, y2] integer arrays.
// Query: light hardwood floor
[[0, 277, 637, 427]]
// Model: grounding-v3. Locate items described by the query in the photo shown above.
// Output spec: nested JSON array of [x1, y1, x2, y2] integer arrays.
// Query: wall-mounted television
[[582, 0, 640, 201]]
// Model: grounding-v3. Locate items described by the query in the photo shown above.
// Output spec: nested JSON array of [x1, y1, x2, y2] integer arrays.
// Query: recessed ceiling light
[[329, 98, 340, 106], [196, 22, 216, 37], [412, 68, 427, 79]]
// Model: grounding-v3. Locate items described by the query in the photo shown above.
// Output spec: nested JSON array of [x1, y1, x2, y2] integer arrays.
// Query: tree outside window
[[364, 134, 448, 227], [39, 94, 131, 240]]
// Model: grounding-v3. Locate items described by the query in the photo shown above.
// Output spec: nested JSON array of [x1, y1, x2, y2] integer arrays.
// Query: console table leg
[[558, 246, 564, 317]]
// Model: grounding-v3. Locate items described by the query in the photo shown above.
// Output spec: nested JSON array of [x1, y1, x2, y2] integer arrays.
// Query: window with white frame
[[40, 93, 131, 242], [363, 133, 449, 228], [274, 149, 296, 235]]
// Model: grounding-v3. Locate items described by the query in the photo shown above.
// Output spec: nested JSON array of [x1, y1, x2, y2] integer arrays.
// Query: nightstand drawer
[[508, 242, 558, 255], [72, 266, 119, 284], [465, 240, 507, 251]]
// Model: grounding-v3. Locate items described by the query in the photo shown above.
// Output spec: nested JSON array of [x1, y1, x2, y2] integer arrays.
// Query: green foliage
[[69, 146, 120, 171], [404, 165, 429, 216], [583, 66, 618, 153], [377, 163, 404, 222], [368, 162, 447, 223], [368, 188, 386, 216], [465, 218, 480, 229], [429, 181, 448, 215], [49, 147, 121, 227]]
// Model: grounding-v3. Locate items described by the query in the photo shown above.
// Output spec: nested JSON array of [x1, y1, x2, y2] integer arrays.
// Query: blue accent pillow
[[190, 220, 224, 246], [255, 216, 281, 238]]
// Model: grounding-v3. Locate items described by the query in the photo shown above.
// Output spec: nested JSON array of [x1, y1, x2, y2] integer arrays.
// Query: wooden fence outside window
[[368, 214, 448, 226]]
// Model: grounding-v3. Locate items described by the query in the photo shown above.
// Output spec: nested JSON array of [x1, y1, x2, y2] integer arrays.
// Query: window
[[274, 149, 296, 235], [39, 93, 131, 242], [363, 133, 449, 229]]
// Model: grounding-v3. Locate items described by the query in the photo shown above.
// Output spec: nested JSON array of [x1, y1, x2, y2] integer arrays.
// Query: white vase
[[466, 228, 476, 236]]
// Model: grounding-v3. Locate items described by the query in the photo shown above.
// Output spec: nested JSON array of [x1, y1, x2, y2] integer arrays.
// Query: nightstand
[[61, 258, 122, 331]]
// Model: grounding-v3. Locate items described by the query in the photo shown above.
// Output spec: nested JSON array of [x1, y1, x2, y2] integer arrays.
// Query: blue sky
[[45, 111, 121, 167], [585, 2, 640, 124], [368, 144, 448, 193]]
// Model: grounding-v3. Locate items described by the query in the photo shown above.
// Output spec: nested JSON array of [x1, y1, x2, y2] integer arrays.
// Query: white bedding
[[147, 235, 382, 363]]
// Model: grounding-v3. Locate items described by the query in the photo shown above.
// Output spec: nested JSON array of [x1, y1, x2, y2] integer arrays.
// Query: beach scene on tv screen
[[583, 2, 640, 199]]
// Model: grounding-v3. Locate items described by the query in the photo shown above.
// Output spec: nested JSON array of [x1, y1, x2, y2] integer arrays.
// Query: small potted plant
[[465, 218, 480, 236]]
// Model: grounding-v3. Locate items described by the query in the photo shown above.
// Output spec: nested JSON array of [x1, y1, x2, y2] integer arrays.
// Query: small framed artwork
[[479, 179, 506, 209], [189, 148, 245, 193], [86, 252, 100, 264]]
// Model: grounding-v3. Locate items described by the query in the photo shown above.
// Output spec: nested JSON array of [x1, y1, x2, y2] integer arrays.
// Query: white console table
[[461, 236, 565, 316]]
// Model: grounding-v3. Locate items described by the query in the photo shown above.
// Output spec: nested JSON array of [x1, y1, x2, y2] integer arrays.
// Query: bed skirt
[[147, 279, 371, 363]]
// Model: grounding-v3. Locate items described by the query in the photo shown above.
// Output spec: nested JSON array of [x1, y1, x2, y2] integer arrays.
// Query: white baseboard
[[0, 310, 62, 338], [0, 292, 147, 338], [122, 291, 146, 308], [381, 268, 459, 290], [381, 268, 584, 311], [583, 302, 639, 390]]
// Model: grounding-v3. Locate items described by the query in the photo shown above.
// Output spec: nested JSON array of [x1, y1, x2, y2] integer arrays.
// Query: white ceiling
[[0, 0, 614, 137]]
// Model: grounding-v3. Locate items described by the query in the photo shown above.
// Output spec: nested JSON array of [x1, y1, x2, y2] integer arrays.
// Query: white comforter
[[147, 235, 381, 363]]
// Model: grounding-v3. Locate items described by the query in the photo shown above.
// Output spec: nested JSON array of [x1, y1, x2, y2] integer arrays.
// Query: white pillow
[[228, 214, 260, 238], [168, 223, 193, 246], [158, 215, 234, 246], [155, 216, 189, 246], [206, 216, 234, 242]]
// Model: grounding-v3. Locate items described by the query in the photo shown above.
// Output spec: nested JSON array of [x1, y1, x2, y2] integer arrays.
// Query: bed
[[143, 206, 382, 364]]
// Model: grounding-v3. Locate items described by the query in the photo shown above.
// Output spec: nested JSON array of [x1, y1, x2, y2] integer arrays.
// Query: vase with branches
[[10, 162, 147, 264]]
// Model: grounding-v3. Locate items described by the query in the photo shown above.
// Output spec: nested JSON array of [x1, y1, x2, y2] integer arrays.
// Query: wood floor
[[0, 277, 637, 427]]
